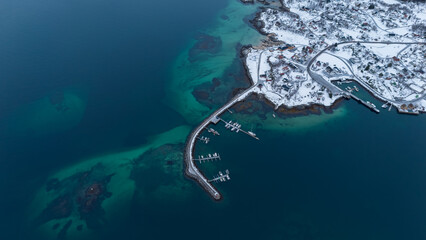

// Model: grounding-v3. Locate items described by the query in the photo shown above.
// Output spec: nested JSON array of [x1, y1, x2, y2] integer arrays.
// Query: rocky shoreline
[[240, 0, 286, 9], [191, 27, 347, 120], [232, 92, 346, 118]]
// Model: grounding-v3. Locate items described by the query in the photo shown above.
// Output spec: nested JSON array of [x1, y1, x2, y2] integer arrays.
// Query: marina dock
[[208, 170, 231, 183], [193, 153, 221, 163], [184, 84, 257, 201], [219, 118, 259, 140], [349, 93, 380, 113], [196, 136, 210, 144]]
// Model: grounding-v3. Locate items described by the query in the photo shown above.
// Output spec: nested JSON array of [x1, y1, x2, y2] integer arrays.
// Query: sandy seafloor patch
[[0, 88, 87, 138]]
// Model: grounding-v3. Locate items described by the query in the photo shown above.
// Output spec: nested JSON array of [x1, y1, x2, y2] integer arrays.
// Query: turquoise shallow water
[[165, 0, 262, 123], [1, 0, 426, 239], [0, 0, 228, 238]]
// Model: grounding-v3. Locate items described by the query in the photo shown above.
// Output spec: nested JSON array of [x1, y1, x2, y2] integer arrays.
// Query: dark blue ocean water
[[1, 1, 426, 240], [0, 0, 227, 238]]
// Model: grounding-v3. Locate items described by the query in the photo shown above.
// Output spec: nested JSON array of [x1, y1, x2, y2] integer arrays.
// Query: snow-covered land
[[260, 0, 425, 44], [246, 46, 343, 108], [244, 0, 426, 114], [311, 43, 426, 113]]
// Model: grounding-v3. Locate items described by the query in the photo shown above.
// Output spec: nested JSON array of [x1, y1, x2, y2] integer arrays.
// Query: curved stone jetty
[[184, 85, 256, 200]]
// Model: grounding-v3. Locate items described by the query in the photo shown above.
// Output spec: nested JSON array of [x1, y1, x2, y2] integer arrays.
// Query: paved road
[[185, 40, 425, 200], [306, 41, 426, 103]]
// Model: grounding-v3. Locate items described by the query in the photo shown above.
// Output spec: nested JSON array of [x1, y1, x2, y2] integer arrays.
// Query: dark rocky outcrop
[[34, 163, 114, 239]]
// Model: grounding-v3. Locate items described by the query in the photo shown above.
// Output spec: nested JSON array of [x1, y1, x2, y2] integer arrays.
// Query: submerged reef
[[34, 163, 114, 239], [188, 33, 222, 62]]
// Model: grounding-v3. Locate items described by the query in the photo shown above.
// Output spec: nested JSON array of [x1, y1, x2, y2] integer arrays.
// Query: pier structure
[[382, 102, 393, 112], [349, 93, 380, 113], [193, 153, 221, 163], [211, 116, 221, 124], [208, 170, 231, 183], [197, 136, 210, 144], [184, 83, 257, 201], [184, 45, 269, 200], [219, 118, 259, 140]]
